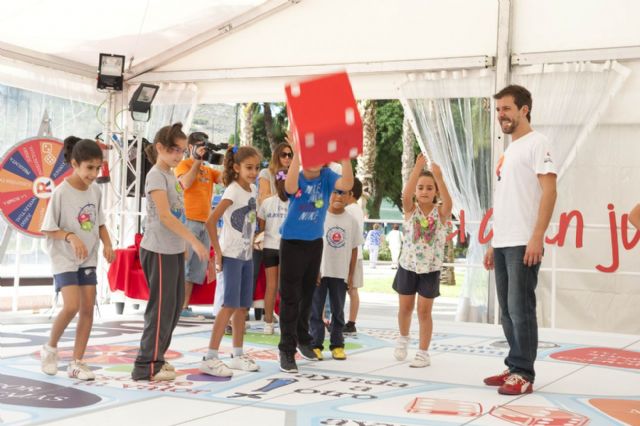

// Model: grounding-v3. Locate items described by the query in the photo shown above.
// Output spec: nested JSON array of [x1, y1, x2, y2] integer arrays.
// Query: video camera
[[190, 132, 228, 165]]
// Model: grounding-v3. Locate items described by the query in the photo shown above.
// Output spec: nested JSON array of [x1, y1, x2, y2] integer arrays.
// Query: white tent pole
[[0, 41, 95, 78], [12, 233, 22, 312], [129, 56, 493, 84], [487, 0, 513, 325], [513, 45, 640, 65]]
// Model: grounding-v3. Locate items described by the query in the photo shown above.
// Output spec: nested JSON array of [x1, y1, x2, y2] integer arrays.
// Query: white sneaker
[[410, 351, 431, 368], [40, 344, 58, 376], [67, 360, 96, 380], [264, 322, 275, 335], [228, 355, 260, 372], [151, 368, 176, 381], [200, 358, 233, 377], [162, 361, 175, 372], [393, 336, 409, 361]]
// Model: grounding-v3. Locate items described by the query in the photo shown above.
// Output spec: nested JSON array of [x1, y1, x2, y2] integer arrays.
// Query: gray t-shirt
[[320, 211, 363, 280], [140, 166, 187, 254], [41, 180, 104, 274]]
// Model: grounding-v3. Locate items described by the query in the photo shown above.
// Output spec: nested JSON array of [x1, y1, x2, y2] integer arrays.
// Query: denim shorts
[[53, 267, 98, 292], [185, 219, 210, 284], [222, 257, 254, 308], [392, 266, 440, 299]]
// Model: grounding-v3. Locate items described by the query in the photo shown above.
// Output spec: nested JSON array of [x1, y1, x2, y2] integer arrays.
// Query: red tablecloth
[[107, 237, 267, 306]]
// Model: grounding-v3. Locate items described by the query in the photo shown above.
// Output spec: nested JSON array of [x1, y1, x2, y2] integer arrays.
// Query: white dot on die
[[305, 133, 315, 148], [291, 84, 301, 97], [349, 147, 358, 158], [327, 140, 337, 153], [345, 107, 355, 125]]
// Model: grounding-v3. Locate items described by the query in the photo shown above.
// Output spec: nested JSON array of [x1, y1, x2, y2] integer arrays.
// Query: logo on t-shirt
[[326, 226, 346, 248], [77, 203, 97, 232], [544, 151, 553, 164], [496, 155, 505, 181]]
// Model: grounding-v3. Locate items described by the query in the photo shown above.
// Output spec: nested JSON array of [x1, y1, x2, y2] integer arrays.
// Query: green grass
[[362, 268, 464, 298]]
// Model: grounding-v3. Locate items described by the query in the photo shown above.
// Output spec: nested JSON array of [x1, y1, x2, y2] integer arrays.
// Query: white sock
[[417, 349, 429, 356], [232, 347, 243, 357], [44, 343, 57, 352], [398, 335, 410, 345], [206, 349, 218, 360]]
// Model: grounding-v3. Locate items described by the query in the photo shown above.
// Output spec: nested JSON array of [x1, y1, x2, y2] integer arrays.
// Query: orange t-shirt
[[174, 159, 221, 222]]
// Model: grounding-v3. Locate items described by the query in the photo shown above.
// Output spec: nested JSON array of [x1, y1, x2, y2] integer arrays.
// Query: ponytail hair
[[222, 146, 260, 186], [63, 136, 102, 165]]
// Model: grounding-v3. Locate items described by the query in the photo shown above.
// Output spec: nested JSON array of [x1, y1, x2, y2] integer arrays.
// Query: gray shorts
[[185, 219, 210, 284]]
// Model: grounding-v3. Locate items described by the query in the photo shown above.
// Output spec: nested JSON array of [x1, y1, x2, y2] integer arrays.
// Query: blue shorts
[[185, 219, 210, 284], [53, 267, 98, 292], [222, 257, 253, 308]]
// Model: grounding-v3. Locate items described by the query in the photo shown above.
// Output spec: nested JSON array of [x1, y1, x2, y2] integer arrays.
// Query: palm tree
[[356, 100, 376, 215], [240, 103, 255, 146], [263, 103, 276, 153]]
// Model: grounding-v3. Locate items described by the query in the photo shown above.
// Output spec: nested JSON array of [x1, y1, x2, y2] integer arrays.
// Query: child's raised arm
[[402, 153, 427, 217], [205, 199, 233, 272], [431, 163, 452, 223], [335, 159, 354, 191], [284, 135, 300, 195]]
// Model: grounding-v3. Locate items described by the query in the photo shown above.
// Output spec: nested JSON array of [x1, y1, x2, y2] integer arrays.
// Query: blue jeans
[[494, 246, 540, 383], [310, 277, 347, 350]]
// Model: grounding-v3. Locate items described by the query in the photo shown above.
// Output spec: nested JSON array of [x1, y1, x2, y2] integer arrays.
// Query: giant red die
[[285, 71, 363, 168]]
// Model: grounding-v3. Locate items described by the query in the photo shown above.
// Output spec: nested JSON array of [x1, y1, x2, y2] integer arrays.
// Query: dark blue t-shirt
[[280, 168, 340, 241]]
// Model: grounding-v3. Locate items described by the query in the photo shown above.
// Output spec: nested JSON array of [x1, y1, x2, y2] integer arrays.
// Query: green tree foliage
[[368, 100, 405, 218], [250, 103, 289, 161]]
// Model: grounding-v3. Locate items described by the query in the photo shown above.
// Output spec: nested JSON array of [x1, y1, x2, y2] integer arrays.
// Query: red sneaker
[[483, 369, 511, 386], [498, 374, 533, 395]]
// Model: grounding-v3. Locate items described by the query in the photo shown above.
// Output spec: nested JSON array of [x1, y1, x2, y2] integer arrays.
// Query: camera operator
[[174, 131, 222, 317]]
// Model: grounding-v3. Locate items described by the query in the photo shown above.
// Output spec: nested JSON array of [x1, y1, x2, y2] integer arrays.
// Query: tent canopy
[[1, 0, 640, 102]]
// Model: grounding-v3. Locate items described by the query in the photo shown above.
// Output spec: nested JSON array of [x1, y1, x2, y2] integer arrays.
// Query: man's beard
[[500, 118, 519, 134]]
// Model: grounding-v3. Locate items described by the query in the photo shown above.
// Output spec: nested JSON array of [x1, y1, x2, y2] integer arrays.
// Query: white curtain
[[0, 56, 101, 106], [512, 61, 630, 182], [400, 69, 494, 323], [510, 61, 631, 328], [399, 62, 630, 326]]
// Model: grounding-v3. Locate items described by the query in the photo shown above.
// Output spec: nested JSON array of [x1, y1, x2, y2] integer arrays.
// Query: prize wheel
[[0, 137, 72, 238]]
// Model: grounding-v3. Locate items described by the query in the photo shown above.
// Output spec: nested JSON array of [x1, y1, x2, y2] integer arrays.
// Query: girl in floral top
[[392, 153, 452, 368]]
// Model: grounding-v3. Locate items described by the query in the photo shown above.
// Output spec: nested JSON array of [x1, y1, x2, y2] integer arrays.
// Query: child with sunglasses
[[309, 188, 362, 361]]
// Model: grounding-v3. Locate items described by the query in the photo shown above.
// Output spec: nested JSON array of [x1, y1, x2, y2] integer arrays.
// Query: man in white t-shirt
[[483, 85, 557, 396]]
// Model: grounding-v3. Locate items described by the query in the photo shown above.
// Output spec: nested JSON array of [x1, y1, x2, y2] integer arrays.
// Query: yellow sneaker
[[331, 347, 346, 360], [312, 348, 324, 360]]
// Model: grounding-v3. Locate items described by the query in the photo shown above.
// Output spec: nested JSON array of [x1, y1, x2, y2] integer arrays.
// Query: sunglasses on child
[[279, 152, 294, 159]]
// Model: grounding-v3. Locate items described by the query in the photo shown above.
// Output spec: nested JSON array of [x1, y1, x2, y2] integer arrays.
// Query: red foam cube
[[285, 71, 363, 168]]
